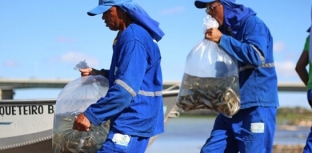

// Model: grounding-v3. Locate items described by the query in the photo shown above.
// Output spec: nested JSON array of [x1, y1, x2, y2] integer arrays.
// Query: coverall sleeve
[[218, 17, 269, 66], [100, 69, 110, 78], [84, 40, 147, 126]]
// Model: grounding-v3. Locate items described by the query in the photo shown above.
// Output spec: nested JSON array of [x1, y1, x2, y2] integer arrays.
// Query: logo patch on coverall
[[112, 133, 131, 146], [250, 122, 264, 133]]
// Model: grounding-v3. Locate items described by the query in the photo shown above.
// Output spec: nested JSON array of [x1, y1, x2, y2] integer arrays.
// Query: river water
[[11, 89, 312, 152], [146, 117, 311, 153]]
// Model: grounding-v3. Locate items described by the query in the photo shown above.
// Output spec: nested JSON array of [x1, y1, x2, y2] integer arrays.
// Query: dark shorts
[[307, 89, 312, 108], [303, 89, 312, 153]]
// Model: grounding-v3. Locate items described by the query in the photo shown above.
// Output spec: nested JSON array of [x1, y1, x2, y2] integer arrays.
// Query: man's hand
[[80, 68, 96, 76], [72, 113, 91, 131], [205, 28, 222, 43], [80, 68, 105, 77]]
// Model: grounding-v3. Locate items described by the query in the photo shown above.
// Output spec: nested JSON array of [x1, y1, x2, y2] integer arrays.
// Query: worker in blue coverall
[[303, 6, 312, 153], [72, 0, 165, 152], [194, 0, 279, 153]]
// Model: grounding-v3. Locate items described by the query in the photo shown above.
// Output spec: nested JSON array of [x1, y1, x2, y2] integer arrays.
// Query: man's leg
[[234, 107, 277, 153], [200, 114, 238, 153], [98, 130, 150, 153]]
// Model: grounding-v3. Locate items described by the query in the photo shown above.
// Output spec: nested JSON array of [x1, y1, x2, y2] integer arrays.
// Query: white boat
[[0, 89, 179, 153]]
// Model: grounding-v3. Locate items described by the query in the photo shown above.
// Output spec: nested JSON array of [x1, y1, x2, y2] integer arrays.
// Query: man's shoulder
[[244, 15, 265, 25], [242, 15, 270, 32], [121, 23, 150, 40], [125, 23, 148, 35]]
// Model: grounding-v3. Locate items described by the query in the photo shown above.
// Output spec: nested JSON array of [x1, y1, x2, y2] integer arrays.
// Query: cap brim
[[195, 0, 216, 9], [307, 27, 311, 33], [87, 5, 112, 16]]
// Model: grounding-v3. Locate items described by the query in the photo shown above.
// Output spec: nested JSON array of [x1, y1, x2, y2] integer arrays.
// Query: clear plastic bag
[[52, 74, 110, 153], [176, 15, 240, 118]]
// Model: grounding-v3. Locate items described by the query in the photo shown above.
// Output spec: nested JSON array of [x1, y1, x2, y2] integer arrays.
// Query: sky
[[0, 0, 311, 83], [1, 1, 312, 107]]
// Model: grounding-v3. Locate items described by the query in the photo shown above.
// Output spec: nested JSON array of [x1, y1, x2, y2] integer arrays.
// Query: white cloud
[[159, 6, 185, 15], [3, 59, 19, 67], [273, 41, 286, 52], [60, 51, 99, 67], [275, 60, 297, 77]]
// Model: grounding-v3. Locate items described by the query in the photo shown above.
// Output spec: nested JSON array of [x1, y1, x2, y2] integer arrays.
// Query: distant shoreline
[[178, 106, 312, 127]]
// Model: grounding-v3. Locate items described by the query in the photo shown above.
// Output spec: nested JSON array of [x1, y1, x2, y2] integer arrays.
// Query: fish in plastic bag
[[52, 73, 110, 153], [176, 15, 240, 118]]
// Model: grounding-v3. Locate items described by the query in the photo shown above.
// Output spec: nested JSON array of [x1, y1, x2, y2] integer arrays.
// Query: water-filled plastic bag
[[52, 75, 110, 153], [177, 15, 240, 118]]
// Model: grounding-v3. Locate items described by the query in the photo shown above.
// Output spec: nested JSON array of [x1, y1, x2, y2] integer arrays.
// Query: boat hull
[[0, 90, 179, 153]]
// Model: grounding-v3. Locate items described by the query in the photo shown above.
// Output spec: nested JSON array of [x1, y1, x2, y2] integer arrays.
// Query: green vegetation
[[179, 112, 217, 118], [276, 107, 312, 125], [178, 107, 312, 125]]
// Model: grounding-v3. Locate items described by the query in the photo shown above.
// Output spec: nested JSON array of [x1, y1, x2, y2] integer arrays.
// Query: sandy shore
[[273, 122, 309, 153], [273, 144, 304, 153]]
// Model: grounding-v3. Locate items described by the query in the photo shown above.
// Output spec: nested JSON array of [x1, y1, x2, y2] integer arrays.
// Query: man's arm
[[296, 36, 311, 86], [84, 40, 148, 126], [295, 51, 309, 86], [218, 17, 269, 67]]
